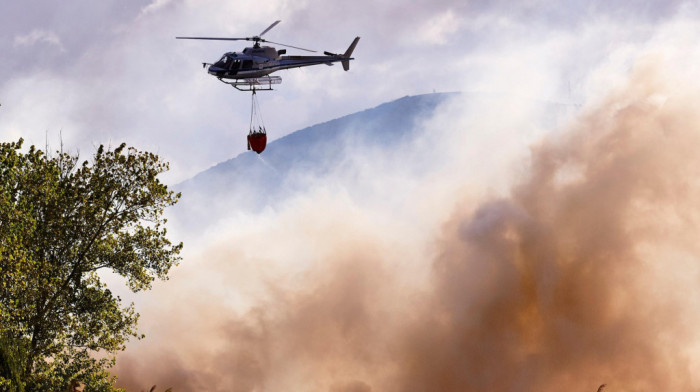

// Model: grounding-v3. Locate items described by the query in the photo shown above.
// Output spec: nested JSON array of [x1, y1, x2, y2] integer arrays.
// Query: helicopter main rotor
[[176, 20, 317, 52]]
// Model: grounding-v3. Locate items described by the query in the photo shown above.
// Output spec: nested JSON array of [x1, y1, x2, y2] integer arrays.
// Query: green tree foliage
[[0, 139, 182, 391], [0, 333, 27, 392]]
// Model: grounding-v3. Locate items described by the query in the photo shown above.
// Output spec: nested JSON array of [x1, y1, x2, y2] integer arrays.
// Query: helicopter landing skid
[[219, 76, 282, 91]]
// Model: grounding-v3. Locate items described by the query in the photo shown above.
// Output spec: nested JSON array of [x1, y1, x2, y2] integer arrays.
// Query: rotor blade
[[259, 20, 281, 37], [263, 39, 317, 52], [176, 36, 248, 41]]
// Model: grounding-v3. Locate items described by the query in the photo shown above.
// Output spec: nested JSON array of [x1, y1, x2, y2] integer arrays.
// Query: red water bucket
[[247, 132, 267, 154]]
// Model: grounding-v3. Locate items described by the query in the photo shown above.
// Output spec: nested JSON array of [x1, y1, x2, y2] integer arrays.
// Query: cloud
[[13, 29, 66, 52], [413, 9, 462, 45], [139, 0, 175, 17]]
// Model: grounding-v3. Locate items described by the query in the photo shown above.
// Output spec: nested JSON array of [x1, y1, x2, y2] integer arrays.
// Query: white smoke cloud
[[13, 29, 66, 52], [412, 9, 463, 46], [109, 10, 700, 392], [139, 0, 175, 17]]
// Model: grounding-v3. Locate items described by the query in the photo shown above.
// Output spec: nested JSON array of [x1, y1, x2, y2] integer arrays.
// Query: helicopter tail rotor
[[322, 37, 360, 71], [341, 37, 360, 71]]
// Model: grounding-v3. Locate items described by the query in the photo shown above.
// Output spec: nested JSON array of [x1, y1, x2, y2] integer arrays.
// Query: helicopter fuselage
[[206, 41, 357, 80], [177, 20, 358, 87]]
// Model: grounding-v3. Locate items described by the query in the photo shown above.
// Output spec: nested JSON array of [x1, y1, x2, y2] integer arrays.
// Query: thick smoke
[[390, 62, 700, 391], [114, 34, 700, 392]]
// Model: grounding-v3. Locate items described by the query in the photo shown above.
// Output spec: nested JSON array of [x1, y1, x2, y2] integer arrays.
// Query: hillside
[[170, 92, 573, 231], [171, 93, 458, 228]]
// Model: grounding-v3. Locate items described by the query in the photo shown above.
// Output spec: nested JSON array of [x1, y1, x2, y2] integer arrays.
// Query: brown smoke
[[390, 60, 700, 391], [115, 57, 700, 391]]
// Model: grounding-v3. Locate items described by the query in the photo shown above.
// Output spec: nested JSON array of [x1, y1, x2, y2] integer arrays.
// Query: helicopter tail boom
[[341, 37, 360, 71]]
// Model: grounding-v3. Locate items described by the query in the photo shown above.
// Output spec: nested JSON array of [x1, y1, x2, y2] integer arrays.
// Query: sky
[[1, 0, 697, 182], [5, 1, 700, 391]]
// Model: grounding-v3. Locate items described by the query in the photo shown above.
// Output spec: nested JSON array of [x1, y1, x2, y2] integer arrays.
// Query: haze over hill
[[174, 93, 457, 214], [171, 92, 572, 233]]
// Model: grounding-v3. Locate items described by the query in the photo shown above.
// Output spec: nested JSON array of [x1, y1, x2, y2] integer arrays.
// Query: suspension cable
[[249, 88, 256, 133], [249, 87, 266, 134]]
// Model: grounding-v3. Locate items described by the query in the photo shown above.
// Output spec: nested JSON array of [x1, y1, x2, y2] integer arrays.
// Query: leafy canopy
[[0, 139, 182, 392]]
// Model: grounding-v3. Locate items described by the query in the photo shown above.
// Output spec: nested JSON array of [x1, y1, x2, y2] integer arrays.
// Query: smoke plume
[[114, 34, 700, 392], [388, 61, 700, 391]]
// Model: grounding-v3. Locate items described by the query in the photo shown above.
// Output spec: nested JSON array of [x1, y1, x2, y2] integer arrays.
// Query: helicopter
[[177, 20, 360, 91]]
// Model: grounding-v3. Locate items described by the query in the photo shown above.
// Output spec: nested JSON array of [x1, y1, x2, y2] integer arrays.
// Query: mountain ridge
[[170, 91, 573, 231], [171, 92, 458, 229], [178, 92, 458, 187]]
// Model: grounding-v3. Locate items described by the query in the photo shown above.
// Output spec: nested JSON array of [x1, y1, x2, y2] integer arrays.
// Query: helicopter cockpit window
[[214, 55, 229, 68]]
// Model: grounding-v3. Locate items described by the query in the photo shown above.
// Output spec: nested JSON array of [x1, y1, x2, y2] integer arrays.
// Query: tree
[[0, 139, 182, 392], [0, 333, 27, 392]]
